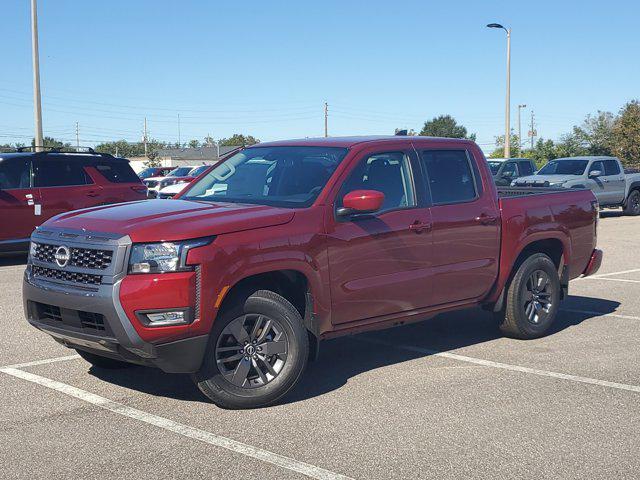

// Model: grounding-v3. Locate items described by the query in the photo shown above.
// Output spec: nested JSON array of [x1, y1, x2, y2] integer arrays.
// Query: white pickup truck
[[513, 156, 640, 215]]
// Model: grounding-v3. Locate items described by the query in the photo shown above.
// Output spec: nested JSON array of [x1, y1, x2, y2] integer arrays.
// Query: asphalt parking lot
[[1, 211, 639, 479]]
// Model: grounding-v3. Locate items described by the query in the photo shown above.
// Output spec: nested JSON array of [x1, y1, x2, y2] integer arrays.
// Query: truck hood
[[513, 174, 575, 185], [42, 199, 296, 243]]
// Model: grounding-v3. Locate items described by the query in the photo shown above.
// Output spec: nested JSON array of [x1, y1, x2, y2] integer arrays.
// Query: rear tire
[[193, 290, 309, 409], [623, 189, 640, 216], [498, 253, 561, 339], [76, 349, 133, 369]]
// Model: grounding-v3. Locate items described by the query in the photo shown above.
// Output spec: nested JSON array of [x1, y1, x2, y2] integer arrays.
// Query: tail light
[[591, 199, 599, 243]]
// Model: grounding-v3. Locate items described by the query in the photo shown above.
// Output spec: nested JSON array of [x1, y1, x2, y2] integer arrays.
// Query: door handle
[[409, 221, 431, 233], [86, 191, 100, 197], [475, 214, 498, 225]]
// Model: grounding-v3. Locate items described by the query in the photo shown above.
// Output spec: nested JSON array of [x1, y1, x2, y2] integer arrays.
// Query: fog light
[[142, 310, 189, 327]]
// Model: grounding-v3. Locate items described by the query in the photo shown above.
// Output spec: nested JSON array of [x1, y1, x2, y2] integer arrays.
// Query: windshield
[[487, 161, 503, 175], [138, 168, 158, 179], [188, 165, 210, 177], [538, 160, 588, 176], [182, 146, 348, 208], [168, 167, 193, 177]]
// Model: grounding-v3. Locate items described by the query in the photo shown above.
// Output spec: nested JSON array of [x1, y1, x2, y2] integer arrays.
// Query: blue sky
[[2, 0, 639, 152]]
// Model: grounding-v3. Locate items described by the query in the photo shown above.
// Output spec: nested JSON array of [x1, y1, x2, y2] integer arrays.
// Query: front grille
[[33, 243, 113, 269], [32, 265, 102, 285], [78, 311, 106, 331]]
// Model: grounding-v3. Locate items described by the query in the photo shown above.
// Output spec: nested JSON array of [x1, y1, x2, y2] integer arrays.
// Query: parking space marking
[[357, 338, 640, 395], [2, 354, 80, 370], [590, 268, 640, 278], [561, 308, 640, 321], [580, 277, 640, 284], [0, 367, 353, 480]]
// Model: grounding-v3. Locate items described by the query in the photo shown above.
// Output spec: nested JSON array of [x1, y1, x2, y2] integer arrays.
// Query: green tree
[[419, 115, 476, 140], [188, 139, 200, 148], [612, 100, 640, 167], [31, 137, 70, 149], [219, 134, 259, 147], [573, 111, 615, 156], [489, 131, 521, 158], [554, 131, 589, 158]]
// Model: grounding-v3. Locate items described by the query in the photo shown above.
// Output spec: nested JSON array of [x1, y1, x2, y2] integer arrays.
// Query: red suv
[[0, 150, 147, 253]]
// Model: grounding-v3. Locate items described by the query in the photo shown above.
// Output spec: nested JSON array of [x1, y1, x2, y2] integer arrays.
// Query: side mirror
[[337, 190, 385, 217], [589, 170, 602, 178]]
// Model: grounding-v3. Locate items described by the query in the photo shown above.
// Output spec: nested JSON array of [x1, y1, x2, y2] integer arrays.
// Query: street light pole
[[31, 0, 44, 152], [487, 23, 511, 158], [518, 104, 526, 153]]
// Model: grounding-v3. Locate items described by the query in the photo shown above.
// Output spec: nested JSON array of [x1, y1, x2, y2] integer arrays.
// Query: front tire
[[194, 290, 309, 409], [624, 190, 640, 216], [498, 253, 561, 339]]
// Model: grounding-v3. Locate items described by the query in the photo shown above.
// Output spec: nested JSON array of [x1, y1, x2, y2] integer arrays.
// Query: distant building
[[128, 145, 241, 173]]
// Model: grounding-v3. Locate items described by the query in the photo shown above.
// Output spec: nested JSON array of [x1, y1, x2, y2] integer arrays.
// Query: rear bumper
[[23, 255, 208, 373], [582, 249, 603, 277]]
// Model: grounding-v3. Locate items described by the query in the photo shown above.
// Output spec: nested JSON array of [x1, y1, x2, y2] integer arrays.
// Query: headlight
[[548, 181, 566, 187], [128, 238, 213, 274], [29, 241, 37, 259]]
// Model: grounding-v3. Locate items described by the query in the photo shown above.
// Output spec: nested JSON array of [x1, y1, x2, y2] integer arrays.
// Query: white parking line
[[2, 354, 80, 370], [0, 366, 353, 480], [580, 277, 640, 284], [561, 308, 640, 321], [591, 268, 640, 278], [358, 337, 640, 395]]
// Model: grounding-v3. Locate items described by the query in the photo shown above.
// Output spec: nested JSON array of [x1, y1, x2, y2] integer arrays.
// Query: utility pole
[[177, 114, 181, 147], [530, 111, 535, 150], [143, 117, 148, 158], [31, 0, 44, 151], [75, 121, 80, 148], [487, 23, 511, 158], [517, 104, 526, 153], [324, 102, 328, 138]]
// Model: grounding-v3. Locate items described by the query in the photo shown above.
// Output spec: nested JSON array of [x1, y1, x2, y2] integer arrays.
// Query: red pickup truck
[[23, 136, 602, 409]]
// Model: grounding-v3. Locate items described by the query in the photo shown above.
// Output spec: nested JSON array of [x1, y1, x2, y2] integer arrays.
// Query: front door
[[326, 147, 433, 325], [587, 160, 608, 204], [0, 157, 41, 243], [416, 148, 500, 306]]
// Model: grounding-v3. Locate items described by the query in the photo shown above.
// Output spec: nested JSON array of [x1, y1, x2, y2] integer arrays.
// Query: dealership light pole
[[31, 0, 44, 151], [517, 104, 526, 153], [487, 23, 511, 159]]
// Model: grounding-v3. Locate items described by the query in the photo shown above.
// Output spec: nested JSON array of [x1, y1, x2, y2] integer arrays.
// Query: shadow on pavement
[[599, 210, 624, 218], [88, 294, 620, 406], [0, 255, 28, 267]]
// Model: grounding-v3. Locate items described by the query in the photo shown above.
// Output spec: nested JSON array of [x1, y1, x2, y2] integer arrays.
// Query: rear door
[[416, 148, 500, 306], [90, 160, 147, 203], [602, 159, 625, 205], [34, 155, 104, 218], [0, 156, 41, 243], [326, 145, 433, 324]]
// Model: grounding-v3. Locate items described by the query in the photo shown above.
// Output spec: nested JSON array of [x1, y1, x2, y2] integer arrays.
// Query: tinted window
[[487, 161, 503, 175], [168, 167, 193, 177], [338, 151, 415, 212], [519, 161, 534, 176], [0, 158, 31, 189], [138, 167, 159, 179], [420, 150, 477, 205], [184, 146, 348, 208], [604, 159, 621, 175], [95, 161, 140, 183], [35, 159, 91, 187], [538, 160, 588, 175], [502, 162, 519, 178], [589, 161, 604, 175]]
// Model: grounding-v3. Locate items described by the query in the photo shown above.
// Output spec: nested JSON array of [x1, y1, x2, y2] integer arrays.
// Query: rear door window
[[419, 150, 478, 205], [518, 161, 534, 176], [34, 158, 92, 187], [95, 161, 140, 183], [604, 159, 621, 176], [0, 158, 31, 189]]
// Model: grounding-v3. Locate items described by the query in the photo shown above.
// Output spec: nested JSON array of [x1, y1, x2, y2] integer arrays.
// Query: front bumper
[[23, 229, 208, 373]]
